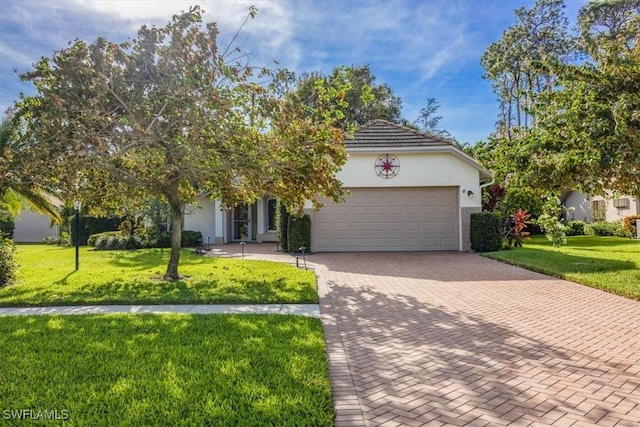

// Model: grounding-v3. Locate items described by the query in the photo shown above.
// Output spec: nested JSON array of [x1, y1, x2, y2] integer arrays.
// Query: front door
[[232, 204, 251, 241]]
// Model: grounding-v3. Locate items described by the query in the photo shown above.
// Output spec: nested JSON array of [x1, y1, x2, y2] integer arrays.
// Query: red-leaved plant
[[505, 209, 531, 247]]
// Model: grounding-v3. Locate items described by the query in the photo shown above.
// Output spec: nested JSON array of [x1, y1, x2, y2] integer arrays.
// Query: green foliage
[[535, 195, 567, 247], [585, 221, 629, 237], [1, 245, 318, 306], [93, 233, 144, 251], [16, 7, 351, 280], [143, 228, 171, 248], [289, 64, 403, 128], [87, 231, 121, 247], [483, 236, 640, 300], [275, 200, 290, 252], [536, 214, 567, 247], [470, 212, 502, 252], [287, 214, 311, 253], [181, 230, 203, 247], [0, 238, 16, 287], [623, 215, 640, 236], [565, 220, 587, 236], [71, 216, 120, 245], [0, 209, 15, 239], [0, 314, 333, 426]]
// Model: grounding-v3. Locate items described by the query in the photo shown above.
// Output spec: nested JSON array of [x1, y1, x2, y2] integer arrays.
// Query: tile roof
[[346, 119, 454, 147]]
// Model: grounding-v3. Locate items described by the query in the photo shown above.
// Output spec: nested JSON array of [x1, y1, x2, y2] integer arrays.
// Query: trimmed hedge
[[470, 212, 502, 252], [287, 214, 311, 253], [0, 238, 16, 287], [565, 220, 586, 236], [584, 221, 629, 237], [276, 200, 290, 252], [181, 230, 203, 247], [94, 234, 144, 251], [71, 216, 120, 245]]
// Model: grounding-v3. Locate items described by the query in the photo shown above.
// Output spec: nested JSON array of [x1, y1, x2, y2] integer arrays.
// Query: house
[[184, 120, 492, 251], [562, 191, 640, 222], [13, 206, 59, 242]]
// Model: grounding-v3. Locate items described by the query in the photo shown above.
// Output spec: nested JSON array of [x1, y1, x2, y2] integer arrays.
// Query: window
[[613, 198, 630, 209], [591, 199, 606, 221], [266, 198, 277, 231]]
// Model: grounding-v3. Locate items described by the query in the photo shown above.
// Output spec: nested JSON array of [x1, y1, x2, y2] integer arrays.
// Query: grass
[[0, 245, 317, 307], [483, 236, 640, 300], [0, 314, 333, 426]]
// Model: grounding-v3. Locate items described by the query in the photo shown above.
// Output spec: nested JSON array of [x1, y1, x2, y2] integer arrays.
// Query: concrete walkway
[[0, 304, 320, 317]]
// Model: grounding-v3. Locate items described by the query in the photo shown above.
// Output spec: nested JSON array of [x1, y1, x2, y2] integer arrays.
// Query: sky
[[0, 0, 587, 144]]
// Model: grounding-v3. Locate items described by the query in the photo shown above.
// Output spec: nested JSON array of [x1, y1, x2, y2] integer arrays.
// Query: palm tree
[[0, 116, 62, 224]]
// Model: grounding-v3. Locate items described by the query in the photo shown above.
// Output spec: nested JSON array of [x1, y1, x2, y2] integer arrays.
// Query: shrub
[[275, 200, 290, 252], [584, 221, 628, 237], [536, 214, 567, 247], [43, 232, 70, 246], [94, 233, 144, 251], [470, 212, 502, 252], [505, 209, 531, 247], [287, 214, 311, 253], [622, 215, 640, 237], [71, 216, 120, 245], [181, 230, 203, 247], [0, 238, 16, 287], [0, 210, 15, 239], [144, 229, 171, 248], [88, 231, 122, 247], [565, 220, 586, 236]]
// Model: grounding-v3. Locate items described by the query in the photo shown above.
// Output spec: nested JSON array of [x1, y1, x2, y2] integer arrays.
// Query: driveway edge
[[314, 263, 367, 427]]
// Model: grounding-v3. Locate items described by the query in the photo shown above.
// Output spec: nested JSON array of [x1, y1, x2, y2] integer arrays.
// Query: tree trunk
[[164, 180, 182, 281]]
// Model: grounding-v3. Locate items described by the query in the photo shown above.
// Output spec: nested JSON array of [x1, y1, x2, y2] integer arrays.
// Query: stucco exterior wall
[[336, 152, 483, 209], [564, 191, 639, 223], [564, 191, 593, 222], [13, 208, 58, 243], [184, 198, 216, 245]]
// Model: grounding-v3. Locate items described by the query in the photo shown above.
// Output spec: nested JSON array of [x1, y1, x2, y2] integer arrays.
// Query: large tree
[[15, 6, 350, 280], [481, 0, 572, 141], [288, 64, 403, 127], [526, 0, 640, 195]]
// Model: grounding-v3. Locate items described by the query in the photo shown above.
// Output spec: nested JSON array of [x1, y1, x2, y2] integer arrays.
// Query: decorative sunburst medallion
[[374, 154, 400, 179]]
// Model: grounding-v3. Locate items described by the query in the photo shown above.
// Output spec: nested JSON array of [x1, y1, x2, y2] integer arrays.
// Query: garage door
[[313, 187, 459, 251]]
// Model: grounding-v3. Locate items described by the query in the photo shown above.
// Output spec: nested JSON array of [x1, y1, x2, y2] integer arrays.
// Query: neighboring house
[[562, 191, 640, 222], [184, 120, 492, 251], [13, 206, 59, 242]]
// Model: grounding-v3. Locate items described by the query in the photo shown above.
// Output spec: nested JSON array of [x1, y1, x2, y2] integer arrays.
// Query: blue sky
[[0, 0, 586, 144]]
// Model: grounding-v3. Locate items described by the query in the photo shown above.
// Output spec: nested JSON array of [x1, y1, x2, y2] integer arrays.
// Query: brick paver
[[223, 244, 640, 427]]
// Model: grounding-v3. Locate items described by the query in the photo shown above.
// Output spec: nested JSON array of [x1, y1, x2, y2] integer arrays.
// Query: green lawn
[[0, 245, 316, 307], [0, 314, 333, 426], [484, 236, 640, 300]]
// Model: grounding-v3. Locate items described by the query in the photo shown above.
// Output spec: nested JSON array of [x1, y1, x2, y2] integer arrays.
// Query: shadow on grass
[[0, 314, 333, 426], [485, 248, 636, 275], [323, 281, 640, 425]]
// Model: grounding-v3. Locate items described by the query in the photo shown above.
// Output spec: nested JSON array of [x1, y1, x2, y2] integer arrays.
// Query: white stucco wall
[[564, 191, 593, 222], [336, 151, 483, 208], [13, 208, 58, 242], [183, 198, 216, 245], [591, 195, 639, 222]]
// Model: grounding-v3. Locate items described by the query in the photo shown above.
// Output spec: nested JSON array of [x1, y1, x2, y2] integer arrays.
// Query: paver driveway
[[221, 245, 640, 426]]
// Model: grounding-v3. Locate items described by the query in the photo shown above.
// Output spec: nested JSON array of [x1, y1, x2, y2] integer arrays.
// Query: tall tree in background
[[15, 6, 351, 280], [413, 97, 453, 139], [289, 64, 403, 128], [481, 0, 572, 141], [476, 0, 639, 199], [527, 0, 640, 195]]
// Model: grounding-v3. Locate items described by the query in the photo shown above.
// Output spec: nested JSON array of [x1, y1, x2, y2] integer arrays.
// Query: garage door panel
[[313, 187, 459, 251]]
